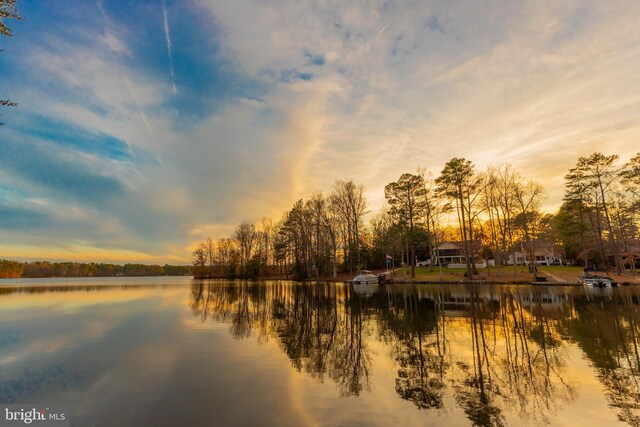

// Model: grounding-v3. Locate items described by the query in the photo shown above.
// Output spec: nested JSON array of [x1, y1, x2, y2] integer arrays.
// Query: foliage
[[436, 158, 483, 277], [0, 0, 22, 37], [385, 173, 428, 278], [0, 259, 191, 278], [0, 259, 22, 278], [191, 152, 640, 279], [564, 153, 625, 271], [0, 0, 22, 126]]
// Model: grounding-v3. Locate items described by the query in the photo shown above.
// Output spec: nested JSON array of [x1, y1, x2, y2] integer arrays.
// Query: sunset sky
[[0, 0, 639, 263]]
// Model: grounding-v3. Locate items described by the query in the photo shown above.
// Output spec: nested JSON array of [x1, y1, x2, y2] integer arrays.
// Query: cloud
[[0, 204, 51, 230], [377, 18, 396, 35], [8, 114, 154, 163], [198, 0, 640, 206], [0, 134, 126, 205], [1, 0, 640, 262], [161, 0, 177, 95], [100, 31, 128, 55]]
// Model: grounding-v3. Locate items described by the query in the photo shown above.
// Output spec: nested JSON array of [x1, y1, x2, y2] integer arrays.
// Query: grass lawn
[[391, 264, 640, 283], [537, 265, 584, 273], [392, 265, 534, 282], [537, 265, 640, 284]]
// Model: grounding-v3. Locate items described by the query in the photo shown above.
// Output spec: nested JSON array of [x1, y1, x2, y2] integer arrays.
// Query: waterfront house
[[430, 241, 484, 268], [506, 240, 563, 266]]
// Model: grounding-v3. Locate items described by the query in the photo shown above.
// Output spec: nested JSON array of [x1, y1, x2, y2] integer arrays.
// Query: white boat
[[352, 270, 379, 284], [578, 274, 616, 287]]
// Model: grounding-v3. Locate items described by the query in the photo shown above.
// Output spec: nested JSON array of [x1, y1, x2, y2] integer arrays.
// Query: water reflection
[[191, 282, 371, 396], [565, 291, 640, 426], [190, 281, 640, 426], [2, 279, 640, 426]]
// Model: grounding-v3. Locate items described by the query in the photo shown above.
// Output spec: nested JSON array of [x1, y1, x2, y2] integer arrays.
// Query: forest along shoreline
[[192, 154, 640, 286]]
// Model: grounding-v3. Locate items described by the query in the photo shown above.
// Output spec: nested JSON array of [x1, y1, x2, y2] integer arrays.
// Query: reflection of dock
[[516, 291, 571, 318], [378, 283, 640, 323], [416, 287, 498, 303], [411, 286, 500, 317], [383, 284, 575, 318], [517, 291, 569, 308]]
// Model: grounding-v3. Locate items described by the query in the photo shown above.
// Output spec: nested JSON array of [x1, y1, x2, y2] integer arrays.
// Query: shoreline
[[2, 275, 637, 287], [190, 273, 640, 286]]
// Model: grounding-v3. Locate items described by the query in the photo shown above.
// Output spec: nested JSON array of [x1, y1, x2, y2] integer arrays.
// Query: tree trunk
[[456, 186, 473, 279], [598, 178, 623, 274]]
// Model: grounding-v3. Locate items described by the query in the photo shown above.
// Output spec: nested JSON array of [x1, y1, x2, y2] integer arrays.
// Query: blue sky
[[1, 0, 639, 263]]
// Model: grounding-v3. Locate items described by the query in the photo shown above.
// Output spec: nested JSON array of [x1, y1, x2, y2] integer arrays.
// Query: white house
[[506, 241, 562, 266]]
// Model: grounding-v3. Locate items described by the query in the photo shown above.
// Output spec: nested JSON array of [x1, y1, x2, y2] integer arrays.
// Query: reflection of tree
[[497, 288, 575, 424], [0, 284, 169, 296], [190, 281, 257, 339], [190, 281, 371, 396], [449, 286, 576, 426], [189, 282, 594, 424], [564, 289, 640, 426], [452, 285, 505, 427], [375, 284, 574, 424], [268, 283, 371, 396], [327, 291, 371, 395], [377, 286, 445, 410]]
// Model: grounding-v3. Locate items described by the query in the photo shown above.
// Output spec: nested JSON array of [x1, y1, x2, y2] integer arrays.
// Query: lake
[[1, 277, 639, 426]]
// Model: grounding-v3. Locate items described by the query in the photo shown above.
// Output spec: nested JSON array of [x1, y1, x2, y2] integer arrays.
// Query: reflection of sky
[[2, 1, 640, 263], [0, 280, 636, 426], [0, 283, 312, 425]]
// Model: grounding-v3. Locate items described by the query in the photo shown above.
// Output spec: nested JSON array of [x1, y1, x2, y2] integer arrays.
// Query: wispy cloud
[[95, 1, 155, 134], [162, 0, 177, 95], [377, 18, 395, 35]]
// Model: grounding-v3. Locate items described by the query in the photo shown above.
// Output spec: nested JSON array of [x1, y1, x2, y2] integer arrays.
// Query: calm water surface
[[1, 277, 640, 426]]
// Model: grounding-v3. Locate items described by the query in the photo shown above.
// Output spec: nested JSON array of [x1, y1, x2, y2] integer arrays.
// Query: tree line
[[193, 152, 640, 279], [0, 259, 192, 278], [193, 180, 368, 280]]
